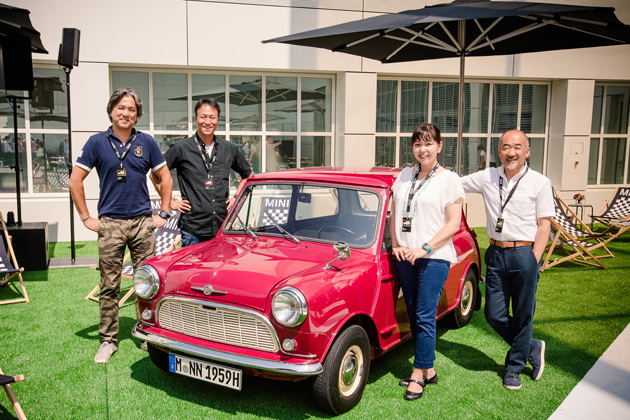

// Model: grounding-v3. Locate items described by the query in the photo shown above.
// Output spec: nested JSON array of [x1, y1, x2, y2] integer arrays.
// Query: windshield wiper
[[264, 210, 301, 244], [234, 213, 258, 239]]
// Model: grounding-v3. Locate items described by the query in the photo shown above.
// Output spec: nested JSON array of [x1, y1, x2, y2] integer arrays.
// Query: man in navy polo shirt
[[69, 88, 172, 363]]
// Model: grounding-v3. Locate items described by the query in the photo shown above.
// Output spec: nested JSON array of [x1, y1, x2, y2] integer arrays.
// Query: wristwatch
[[158, 210, 170, 220], [422, 242, 432, 254]]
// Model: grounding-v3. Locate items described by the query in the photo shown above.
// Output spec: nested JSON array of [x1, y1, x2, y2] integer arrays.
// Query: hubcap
[[338, 345, 364, 396], [461, 281, 473, 316]]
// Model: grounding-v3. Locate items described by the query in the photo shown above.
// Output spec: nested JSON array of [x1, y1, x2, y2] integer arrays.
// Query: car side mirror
[[324, 242, 350, 270]]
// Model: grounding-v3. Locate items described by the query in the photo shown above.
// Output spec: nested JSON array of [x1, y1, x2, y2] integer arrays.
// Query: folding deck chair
[[85, 199, 181, 306], [54, 166, 70, 191], [541, 188, 615, 271], [0, 367, 26, 420], [0, 213, 29, 305], [590, 187, 630, 237]]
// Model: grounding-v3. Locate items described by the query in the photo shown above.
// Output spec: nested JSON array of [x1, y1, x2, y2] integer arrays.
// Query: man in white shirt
[[460, 130, 554, 391]]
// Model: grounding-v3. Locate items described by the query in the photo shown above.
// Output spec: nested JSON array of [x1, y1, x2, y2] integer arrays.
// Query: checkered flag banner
[[121, 199, 181, 277], [258, 195, 291, 226], [598, 187, 630, 221]]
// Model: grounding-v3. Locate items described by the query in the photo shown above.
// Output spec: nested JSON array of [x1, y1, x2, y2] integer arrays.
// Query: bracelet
[[81, 215, 90, 222]]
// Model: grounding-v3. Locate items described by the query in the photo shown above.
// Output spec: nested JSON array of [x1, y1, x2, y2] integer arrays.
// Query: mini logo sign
[[134, 146, 142, 157]]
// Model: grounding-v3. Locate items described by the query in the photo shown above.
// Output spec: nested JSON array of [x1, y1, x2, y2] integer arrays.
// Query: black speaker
[[57, 28, 80, 69], [0, 36, 34, 92]]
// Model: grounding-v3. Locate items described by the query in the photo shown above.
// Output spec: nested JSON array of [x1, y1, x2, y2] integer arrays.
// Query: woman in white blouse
[[388, 123, 465, 401]]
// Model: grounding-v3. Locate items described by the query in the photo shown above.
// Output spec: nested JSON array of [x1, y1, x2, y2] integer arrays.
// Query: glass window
[[591, 86, 604, 134], [438, 137, 457, 172], [600, 138, 626, 184], [529, 137, 544, 174], [376, 80, 397, 133], [398, 136, 413, 168], [265, 135, 295, 170], [153, 72, 187, 131], [266, 77, 297, 132], [521, 85, 547, 134], [492, 84, 519, 133], [490, 137, 500, 168], [192, 74, 226, 131], [604, 86, 630, 135], [375, 137, 395, 167], [465, 83, 489, 134], [0, 98, 25, 129], [154, 134, 188, 191], [29, 69, 68, 130], [112, 71, 150, 130], [229, 75, 262, 132], [300, 136, 330, 167], [432, 82, 458, 133], [462, 137, 488, 176], [588, 138, 599, 185], [302, 78, 331, 132], [232, 135, 261, 177], [400, 81, 428, 133], [0, 134, 28, 193]]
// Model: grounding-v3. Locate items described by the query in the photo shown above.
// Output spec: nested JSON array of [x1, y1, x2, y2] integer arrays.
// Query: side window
[[382, 197, 393, 252]]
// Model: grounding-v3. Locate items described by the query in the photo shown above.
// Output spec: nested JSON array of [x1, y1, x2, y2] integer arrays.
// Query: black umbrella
[[0, 3, 48, 54], [264, 0, 630, 172]]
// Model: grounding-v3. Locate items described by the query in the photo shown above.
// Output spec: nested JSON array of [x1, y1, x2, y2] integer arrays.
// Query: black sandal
[[399, 372, 438, 387], [403, 378, 425, 401]]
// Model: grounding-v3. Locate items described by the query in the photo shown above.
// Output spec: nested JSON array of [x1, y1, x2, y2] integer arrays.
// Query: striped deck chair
[[541, 187, 615, 271], [0, 367, 26, 420], [54, 167, 70, 190], [32, 165, 46, 193], [85, 199, 181, 306], [0, 213, 29, 305], [591, 187, 630, 237], [46, 170, 61, 192]]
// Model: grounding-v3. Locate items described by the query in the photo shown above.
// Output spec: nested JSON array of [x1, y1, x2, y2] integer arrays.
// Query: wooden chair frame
[[541, 188, 616, 271], [0, 213, 29, 305], [0, 367, 26, 420]]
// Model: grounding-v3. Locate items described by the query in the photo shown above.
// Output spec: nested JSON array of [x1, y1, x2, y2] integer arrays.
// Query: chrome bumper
[[133, 324, 323, 376]]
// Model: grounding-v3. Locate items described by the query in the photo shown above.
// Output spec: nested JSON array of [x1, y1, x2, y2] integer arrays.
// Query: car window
[[225, 183, 380, 247]]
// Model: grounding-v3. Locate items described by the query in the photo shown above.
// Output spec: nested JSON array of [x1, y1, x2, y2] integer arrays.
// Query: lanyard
[[195, 133, 217, 176], [499, 167, 529, 216], [405, 163, 440, 213], [107, 132, 138, 169]]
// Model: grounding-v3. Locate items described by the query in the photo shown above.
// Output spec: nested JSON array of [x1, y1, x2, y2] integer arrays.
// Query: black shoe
[[403, 378, 425, 401], [400, 372, 438, 387], [503, 371, 522, 390], [528, 339, 546, 381]]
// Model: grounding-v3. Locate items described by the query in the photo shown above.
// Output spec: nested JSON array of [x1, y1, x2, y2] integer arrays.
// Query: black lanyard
[[107, 132, 137, 169], [195, 133, 217, 176], [405, 163, 440, 212], [499, 167, 529, 216]]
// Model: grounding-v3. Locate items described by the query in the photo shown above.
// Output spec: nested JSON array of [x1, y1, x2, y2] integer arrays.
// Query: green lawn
[[1, 229, 629, 419]]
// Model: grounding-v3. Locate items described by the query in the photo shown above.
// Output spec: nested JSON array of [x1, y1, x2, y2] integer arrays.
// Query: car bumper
[[133, 324, 323, 376]]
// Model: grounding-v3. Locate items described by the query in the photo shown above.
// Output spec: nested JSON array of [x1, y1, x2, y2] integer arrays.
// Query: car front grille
[[158, 299, 279, 353]]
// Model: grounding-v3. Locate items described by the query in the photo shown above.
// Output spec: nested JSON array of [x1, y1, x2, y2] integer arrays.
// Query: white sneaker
[[94, 341, 118, 363]]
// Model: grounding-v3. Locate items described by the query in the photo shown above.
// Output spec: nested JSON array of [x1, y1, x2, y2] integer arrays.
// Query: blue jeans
[[180, 227, 215, 247], [396, 258, 450, 369], [484, 245, 541, 373]]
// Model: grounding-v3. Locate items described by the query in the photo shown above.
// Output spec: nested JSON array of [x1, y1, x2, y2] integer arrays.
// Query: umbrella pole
[[456, 20, 465, 176], [64, 68, 76, 262], [11, 97, 23, 226]]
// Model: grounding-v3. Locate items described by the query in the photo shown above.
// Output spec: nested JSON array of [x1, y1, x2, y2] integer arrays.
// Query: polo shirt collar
[[107, 126, 138, 143]]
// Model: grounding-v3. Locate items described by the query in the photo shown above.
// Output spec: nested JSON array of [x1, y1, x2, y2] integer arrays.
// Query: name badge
[[117, 168, 126, 182], [205, 179, 214, 190], [402, 217, 412, 233], [495, 217, 504, 233]]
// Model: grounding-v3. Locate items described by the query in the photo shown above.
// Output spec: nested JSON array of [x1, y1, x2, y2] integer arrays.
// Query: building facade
[[1, 0, 629, 241]]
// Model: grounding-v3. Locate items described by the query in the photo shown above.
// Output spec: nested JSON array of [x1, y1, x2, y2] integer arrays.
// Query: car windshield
[[224, 183, 381, 247]]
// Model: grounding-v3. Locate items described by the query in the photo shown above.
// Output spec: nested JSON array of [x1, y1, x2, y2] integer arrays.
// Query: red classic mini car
[[132, 167, 481, 415]]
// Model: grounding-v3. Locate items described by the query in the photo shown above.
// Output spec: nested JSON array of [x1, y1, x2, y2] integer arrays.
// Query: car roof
[[249, 166, 403, 189]]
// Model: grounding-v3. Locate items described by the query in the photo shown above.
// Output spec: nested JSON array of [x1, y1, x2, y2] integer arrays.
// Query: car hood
[[159, 236, 336, 311]]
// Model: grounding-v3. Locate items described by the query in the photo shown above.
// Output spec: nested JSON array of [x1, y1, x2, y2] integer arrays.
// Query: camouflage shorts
[[98, 214, 156, 344]]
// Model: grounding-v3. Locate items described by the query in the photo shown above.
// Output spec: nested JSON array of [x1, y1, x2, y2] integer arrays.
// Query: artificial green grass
[[1, 232, 629, 419]]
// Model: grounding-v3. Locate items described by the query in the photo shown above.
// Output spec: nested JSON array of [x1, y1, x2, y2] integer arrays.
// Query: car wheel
[[147, 342, 170, 372], [312, 325, 370, 415], [447, 267, 477, 329]]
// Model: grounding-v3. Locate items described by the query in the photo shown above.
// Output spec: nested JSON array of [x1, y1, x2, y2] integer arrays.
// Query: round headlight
[[272, 287, 308, 327], [132, 265, 160, 299]]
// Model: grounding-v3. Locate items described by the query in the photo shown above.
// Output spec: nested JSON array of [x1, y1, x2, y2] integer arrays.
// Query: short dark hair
[[106, 88, 143, 123], [411, 123, 442, 145], [194, 98, 221, 118]]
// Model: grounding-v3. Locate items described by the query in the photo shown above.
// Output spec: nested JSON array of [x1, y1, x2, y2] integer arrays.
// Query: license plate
[[169, 354, 242, 390]]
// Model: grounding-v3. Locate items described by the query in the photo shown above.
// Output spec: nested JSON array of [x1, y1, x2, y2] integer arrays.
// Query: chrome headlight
[[132, 265, 160, 299], [272, 286, 308, 327]]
